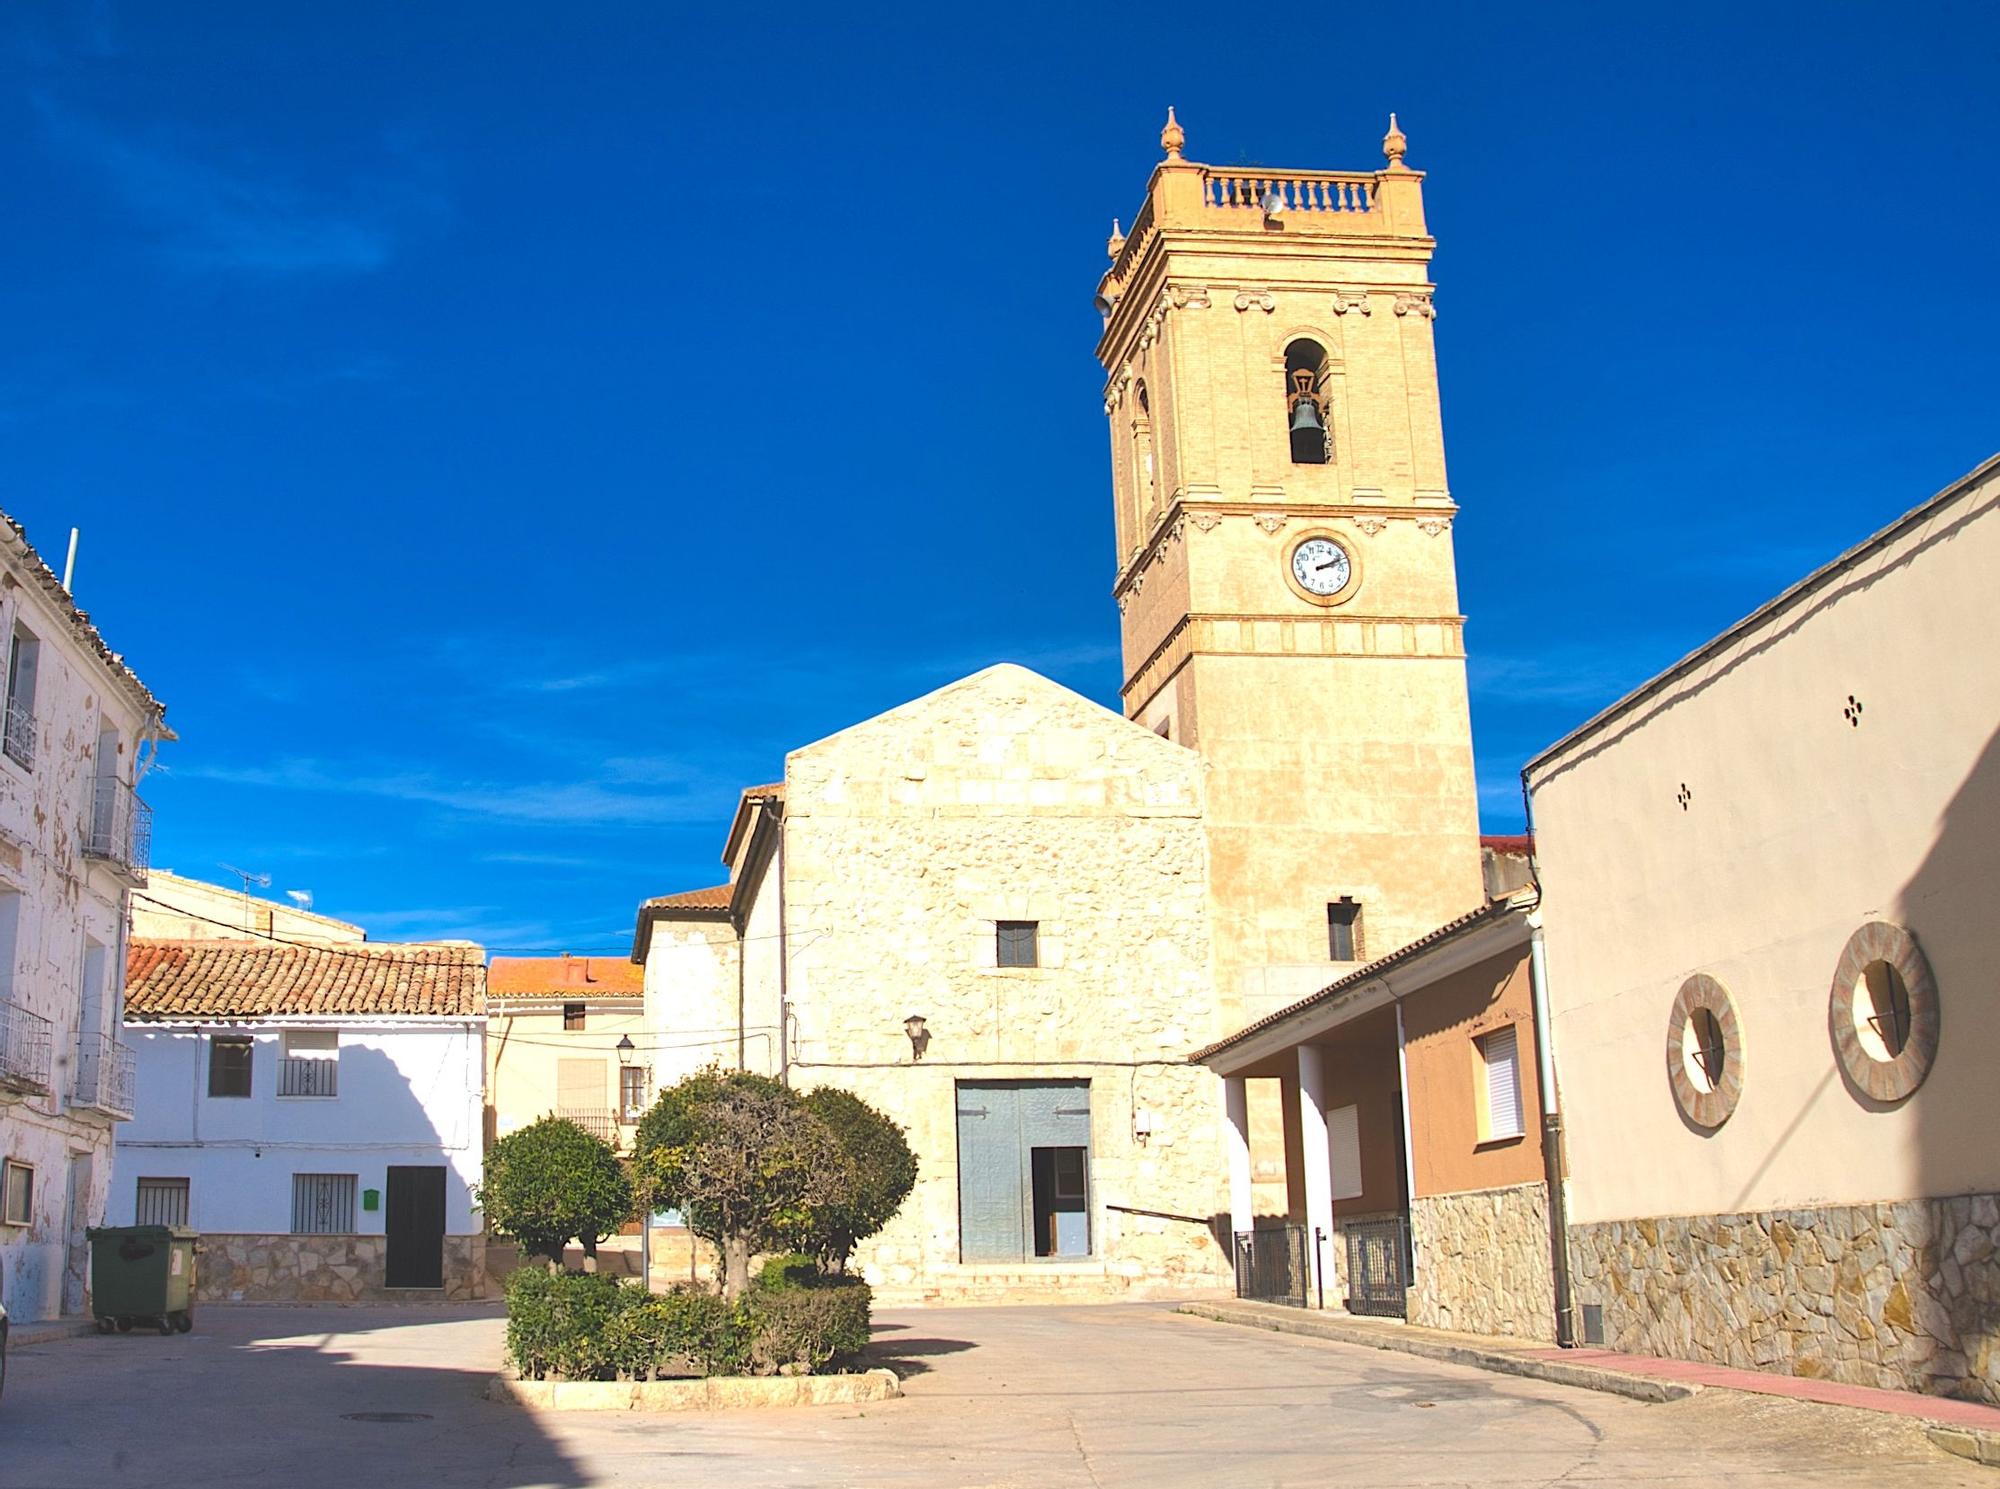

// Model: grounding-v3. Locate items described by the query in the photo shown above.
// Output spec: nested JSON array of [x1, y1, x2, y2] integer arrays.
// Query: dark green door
[[385, 1166, 445, 1288]]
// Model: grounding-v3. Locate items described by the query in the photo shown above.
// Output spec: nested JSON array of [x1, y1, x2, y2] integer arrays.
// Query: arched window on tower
[[1133, 380, 1159, 527], [1285, 341, 1331, 465]]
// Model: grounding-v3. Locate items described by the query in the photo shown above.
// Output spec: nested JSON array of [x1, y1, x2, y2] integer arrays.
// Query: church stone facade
[[635, 116, 1495, 1303]]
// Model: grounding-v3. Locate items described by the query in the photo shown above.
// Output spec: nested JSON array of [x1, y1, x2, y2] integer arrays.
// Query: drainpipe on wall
[[776, 802, 790, 1088], [1526, 918, 1575, 1347], [735, 914, 747, 1073]]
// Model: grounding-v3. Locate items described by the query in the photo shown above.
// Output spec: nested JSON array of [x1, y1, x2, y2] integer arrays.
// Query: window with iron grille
[[135, 1177, 190, 1227], [562, 1002, 586, 1031], [3, 626, 39, 770], [1327, 899, 1363, 962], [2, 1159, 31, 1226], [209, 1036, 253, 1097], [279, 1030, 339, 1097], [996, 921, 1038, 969], [291, 1173, 357, 1234]]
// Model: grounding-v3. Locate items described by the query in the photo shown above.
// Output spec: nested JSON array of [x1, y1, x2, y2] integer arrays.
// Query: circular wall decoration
[[1667, 974, 1743, 1129], [1828, 921, 1939, 1103]]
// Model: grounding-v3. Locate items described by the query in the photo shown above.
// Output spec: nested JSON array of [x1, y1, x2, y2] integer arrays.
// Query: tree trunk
[[722, 1233, 752, 1300]]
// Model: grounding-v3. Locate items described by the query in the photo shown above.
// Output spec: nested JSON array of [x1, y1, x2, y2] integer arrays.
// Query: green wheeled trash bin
[[86, 1225, 197, 1336]]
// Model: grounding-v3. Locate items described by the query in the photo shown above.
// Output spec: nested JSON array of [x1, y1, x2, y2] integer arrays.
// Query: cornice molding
[[1112, 496, 1460, 598]]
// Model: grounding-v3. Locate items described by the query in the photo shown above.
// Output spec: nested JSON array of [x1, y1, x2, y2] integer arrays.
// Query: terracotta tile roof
[[640, 883, 732, 912], [1480, 833, 1535, 856], [125, 939, 485, 1021], [487, 955, 643, 999], [0, 511, 170, 733]]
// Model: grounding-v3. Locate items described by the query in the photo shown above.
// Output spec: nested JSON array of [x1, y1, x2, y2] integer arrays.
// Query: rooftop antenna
[[219, 862, 272, 933], [61, 529, 78, 593]]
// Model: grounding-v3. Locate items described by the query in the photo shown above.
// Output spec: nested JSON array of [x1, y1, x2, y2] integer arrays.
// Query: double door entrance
[[955, 1081, 1092, 1262]]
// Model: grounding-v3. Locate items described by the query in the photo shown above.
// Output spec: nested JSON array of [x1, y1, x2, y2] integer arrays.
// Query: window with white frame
[[135, 1176, 190, 1227], [3, 1158, 33, 1226], [291, 1173, 357, 1234], [1478, 1025, 1525, 1142], [279, 1029, 339, 1097]]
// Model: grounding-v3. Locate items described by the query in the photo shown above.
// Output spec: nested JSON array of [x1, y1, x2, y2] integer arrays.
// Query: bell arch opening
[[1284, 340, 1331, 465]]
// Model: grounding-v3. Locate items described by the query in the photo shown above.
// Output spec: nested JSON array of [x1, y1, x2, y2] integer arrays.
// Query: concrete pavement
[[1, 1301, 1983, 1486]]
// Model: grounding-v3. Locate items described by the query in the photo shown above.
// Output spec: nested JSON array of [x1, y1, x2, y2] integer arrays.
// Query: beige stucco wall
[[1401, 945, 1544, 1200], [775, 664, 1232, 1300], [1530, 458, 2000, 1226], [133, 871, 368, 944], [487, 1002, 647, 1145]]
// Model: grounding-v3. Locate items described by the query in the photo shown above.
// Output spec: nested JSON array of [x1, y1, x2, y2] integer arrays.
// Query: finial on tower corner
[[1383, 112, 1409, 169], [1161, 106, 1185, 160], [1106, 218, 1126, 260]]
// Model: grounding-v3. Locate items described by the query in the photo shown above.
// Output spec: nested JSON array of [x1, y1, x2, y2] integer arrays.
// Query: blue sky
[[3, 3, 1995, 951]]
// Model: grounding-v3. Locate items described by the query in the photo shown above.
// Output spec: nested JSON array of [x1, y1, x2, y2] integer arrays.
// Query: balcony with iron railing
[[83, 775, 152, 884], [2, 696, 34, 770], [279, 1056, 340, 1098], [0, 995, 53, 1095], [72, 1031, 136, 1120], [556, 1107, 617, 1143]]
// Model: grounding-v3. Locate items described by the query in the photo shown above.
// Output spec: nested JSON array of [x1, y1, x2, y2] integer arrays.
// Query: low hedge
[[504, 1265, 873, 1381]]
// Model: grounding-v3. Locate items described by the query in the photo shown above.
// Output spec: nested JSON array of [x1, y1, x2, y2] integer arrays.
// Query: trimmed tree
[[478, 1116, 633, 1267], [632, 1069, 844, 1299], [801, 1086, 917, 1273]]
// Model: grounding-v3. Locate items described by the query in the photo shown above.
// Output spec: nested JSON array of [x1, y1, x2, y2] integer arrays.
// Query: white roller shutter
[[1483, 1026, 1524, 1141]]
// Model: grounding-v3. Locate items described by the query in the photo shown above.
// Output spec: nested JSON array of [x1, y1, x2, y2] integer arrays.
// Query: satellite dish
[[1261, 187, 1284, 216]]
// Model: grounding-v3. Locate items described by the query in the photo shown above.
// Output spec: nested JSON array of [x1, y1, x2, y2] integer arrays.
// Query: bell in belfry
[[1288, 368, 1328, 463]]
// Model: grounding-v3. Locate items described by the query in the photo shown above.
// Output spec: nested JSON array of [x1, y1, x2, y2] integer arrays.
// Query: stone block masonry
[[193, 1233, 486, 1303], [1410, 1181, 1555, 1340], [1568, 1192, 2000, 1404]]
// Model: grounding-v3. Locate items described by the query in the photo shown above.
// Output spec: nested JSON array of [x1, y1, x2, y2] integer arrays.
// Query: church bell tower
[[1097, 111, 1484, 1023]]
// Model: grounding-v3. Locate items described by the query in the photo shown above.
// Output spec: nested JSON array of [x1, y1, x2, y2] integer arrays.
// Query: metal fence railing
[[83, 776, 152, 882], [556, 1107, 616, 1142], [279, 1056, 339, 1097], [72, 1032, 136, 1119], [1233, 1224, 1317, 1309], [0, 995, 52, 1093], [1343, 1215, 1412, 1318], [2, 696, 33, 769]]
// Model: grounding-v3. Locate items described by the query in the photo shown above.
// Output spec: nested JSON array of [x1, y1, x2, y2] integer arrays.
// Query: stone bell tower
[[1096, 111, 1484, 1024]]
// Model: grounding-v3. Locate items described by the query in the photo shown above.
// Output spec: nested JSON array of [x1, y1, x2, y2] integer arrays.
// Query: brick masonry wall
[[193, 1233, 486, 1302], [1408, 1181, 1555, 1340], [1568, 1193, 2000, 1403]]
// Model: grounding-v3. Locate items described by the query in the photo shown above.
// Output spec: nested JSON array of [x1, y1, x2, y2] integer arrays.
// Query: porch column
[[1296, 1045, 1335, 1305], [1221, 1073, 1253, 1238]]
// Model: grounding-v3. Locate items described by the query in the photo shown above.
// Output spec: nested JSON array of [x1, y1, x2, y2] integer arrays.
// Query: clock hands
[[1315, 557, 1343, 572]]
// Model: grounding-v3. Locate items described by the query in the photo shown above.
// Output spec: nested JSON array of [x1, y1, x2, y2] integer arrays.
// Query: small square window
[[562, 1003, 587, 1031], [1328, 899, 1363, 962], [2, 1159, 31, 1226], [996, 921, 1039, 969], [136, 1177, 190, 1227], [291, 1173, 357, 1235], [209, 1036, 253, 1098]]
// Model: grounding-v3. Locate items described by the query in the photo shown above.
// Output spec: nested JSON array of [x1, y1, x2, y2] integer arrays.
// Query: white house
[[0, 514, 170, 1324], [115, 936, 488, 1301]]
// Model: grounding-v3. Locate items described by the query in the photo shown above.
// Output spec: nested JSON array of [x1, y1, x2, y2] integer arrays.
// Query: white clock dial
[[1290, 537, 1352, 597]]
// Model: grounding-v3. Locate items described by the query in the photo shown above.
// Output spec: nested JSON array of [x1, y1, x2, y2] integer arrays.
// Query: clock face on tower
[[1289, 536, 1354, 599]]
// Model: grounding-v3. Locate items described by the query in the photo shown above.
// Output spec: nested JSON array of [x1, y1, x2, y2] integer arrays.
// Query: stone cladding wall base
[[1568, 1192, 2000, 1405]]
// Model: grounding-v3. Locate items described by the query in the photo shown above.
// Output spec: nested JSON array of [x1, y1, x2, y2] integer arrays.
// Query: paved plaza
[[2, 1302, 1980, 1487]]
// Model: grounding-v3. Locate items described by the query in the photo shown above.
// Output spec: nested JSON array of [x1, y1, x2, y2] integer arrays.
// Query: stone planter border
[[488, 1367, 902, 1412]]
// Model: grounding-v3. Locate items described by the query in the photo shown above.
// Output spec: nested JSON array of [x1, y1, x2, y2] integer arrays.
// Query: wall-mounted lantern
[[615, 1034, 636, 1065], [903, 1015, 930, 1062]]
